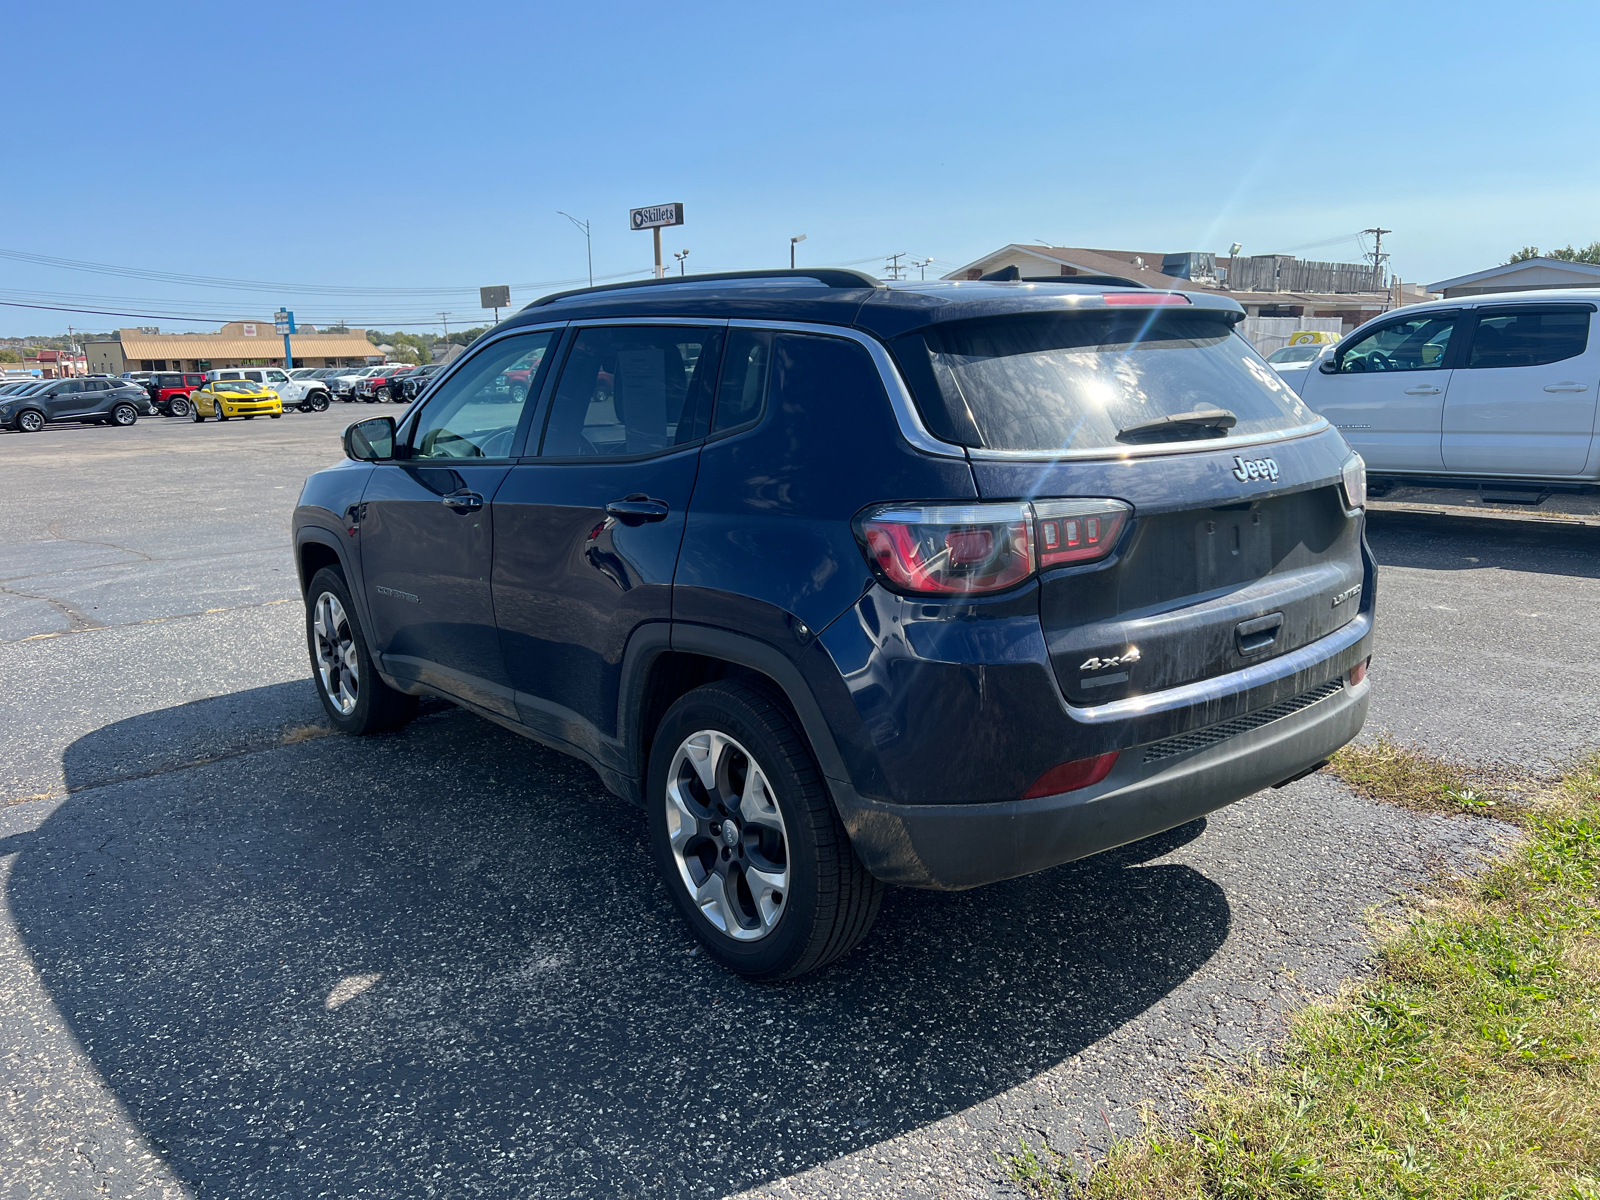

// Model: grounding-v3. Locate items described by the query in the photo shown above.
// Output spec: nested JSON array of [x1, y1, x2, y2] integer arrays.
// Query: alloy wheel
[[312, 591, 360, 715], [170, 396, 192, 418], [17, 410, 44, 433], [664, 730, 790, 941], [111, 404, 137, 426]]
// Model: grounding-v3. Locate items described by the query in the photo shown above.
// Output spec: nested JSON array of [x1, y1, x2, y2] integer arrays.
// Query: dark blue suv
[[293, 269, 1374, 980]]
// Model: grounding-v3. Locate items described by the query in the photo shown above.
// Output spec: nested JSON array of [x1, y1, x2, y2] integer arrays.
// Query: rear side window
[[1467, 306, 1592, 369], [892, 311, 1314, 452], [541, 326, 718, 457], [713, 329, 772, 431]]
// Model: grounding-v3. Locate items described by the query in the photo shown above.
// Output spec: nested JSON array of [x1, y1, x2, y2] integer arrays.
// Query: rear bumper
[[833, 673, 1368, 890]]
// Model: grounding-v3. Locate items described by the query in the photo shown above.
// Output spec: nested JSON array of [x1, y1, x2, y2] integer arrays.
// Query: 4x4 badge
[[1232, 455, 1280, 483], [1080, 647, 1140, 672]]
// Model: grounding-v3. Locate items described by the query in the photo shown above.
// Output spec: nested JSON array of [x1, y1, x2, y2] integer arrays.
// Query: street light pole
[[673, 249, 689, 275], [790, 234, 807, 269], [557, 211, 594, 287]]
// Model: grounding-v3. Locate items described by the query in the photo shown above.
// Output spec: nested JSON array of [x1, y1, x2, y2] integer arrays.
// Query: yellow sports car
[[191, 380, 283, 422]]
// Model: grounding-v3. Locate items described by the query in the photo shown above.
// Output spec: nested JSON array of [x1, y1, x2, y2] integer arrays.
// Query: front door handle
[[1543, 382, 1589, 392], [605, 494, 670, 525], [1402, 385, 1442, 395], [441, 490, 483, 512]]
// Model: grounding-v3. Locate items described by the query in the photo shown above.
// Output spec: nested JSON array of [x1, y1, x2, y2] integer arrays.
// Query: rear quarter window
[[891, 311, 1316, 453]]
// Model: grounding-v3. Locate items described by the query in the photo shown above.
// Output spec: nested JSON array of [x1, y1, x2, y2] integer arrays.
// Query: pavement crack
[[0, 581, 107, 631], [43, 524, 156, 564], [4, 597, 296, 643], [0, 541, 290, 586]]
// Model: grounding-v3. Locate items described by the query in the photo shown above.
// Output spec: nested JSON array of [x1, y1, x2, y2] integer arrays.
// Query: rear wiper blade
[[1116, 408, 1237, 444]]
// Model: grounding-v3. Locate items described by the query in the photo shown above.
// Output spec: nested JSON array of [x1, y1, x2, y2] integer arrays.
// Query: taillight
[[859, 503, 1033, 596], [1022, 752, 1119, 799], [857, 498, 1131, 596], [1103, 292, 1190, 306], [1033, 500, 1131, 569], [1340, 453, 1366, 510]]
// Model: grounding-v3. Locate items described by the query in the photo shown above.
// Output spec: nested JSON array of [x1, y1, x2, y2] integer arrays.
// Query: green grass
[[1328, 736, 1513, 819], [1001, 754, 1600, 1199]]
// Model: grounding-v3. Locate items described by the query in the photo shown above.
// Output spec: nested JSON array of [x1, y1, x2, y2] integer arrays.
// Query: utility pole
[[1362, 227, 1391, 289], [884, 252, 908, 281], [439, 313, 450, 340], [558, 212, 594, 287]]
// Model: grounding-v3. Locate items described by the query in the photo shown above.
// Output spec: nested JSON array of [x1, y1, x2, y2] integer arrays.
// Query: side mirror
[[344, 415, 396, 461], [1318, 358, 1339, 374]]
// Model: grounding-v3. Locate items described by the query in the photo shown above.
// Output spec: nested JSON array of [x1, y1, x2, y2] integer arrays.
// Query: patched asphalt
[[1, 412, 1589, 1198]]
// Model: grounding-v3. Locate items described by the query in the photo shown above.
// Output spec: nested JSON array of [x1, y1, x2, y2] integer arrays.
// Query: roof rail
[[529, 268, 883, 307]]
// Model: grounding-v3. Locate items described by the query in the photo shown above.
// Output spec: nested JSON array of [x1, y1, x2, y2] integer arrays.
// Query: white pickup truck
[[206, 367, 331, 412]]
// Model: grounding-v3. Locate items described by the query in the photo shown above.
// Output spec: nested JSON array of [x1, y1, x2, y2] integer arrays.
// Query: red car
[[145, 372, 208, 418], [355, 366, 416, 403]]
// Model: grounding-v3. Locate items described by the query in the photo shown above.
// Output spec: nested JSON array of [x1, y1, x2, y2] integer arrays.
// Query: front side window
[[407, 330, 554, 461], [1467, 306, 1591, 369], [540, 326, 717, 457], [1336, 312, 1459, 373]]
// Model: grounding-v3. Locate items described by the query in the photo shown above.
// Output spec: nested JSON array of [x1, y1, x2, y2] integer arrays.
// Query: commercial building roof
[[106, 323, 376, 361], [1427, 256, 1600, 295]]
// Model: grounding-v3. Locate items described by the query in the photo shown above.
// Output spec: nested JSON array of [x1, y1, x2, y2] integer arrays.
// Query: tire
[[110, 403, 138, 426], [510, 382, 528, 405], [169, 396, 192, 419], [243, 415, 255, 421], [15, 410, 44, 432], [310, 391, 330, 412], [305, 567, 418, 735], [647, 681, 882, 981], [191, 405, 205, 423], [217, 409, 229, 422], [269, 413, 281, 419], [376, 386, 391, 402]]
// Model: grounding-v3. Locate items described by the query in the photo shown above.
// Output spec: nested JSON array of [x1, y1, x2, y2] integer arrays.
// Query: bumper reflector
[[1022, 752, 1119, 800]]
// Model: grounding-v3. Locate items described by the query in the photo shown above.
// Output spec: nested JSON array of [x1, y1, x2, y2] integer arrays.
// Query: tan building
[[85, 321, 379, 374], [943, 245, 1435, 340]]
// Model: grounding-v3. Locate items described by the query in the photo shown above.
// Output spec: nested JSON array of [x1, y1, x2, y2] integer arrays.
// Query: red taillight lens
[[1349, 657, 1369, 686], [1102, 292, 1190, 306], [1022, 752, 1119, 799], [1033, 499, 1131, 569], [860, 503, 1033, 596], [857, 498, 1132, 596]]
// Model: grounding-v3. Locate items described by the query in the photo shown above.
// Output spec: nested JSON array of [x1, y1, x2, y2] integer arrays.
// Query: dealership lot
[[2, 416, 1597, 1198]]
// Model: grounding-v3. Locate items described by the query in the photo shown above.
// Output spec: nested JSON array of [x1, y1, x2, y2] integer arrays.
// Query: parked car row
[[0, 376, 151, 432]]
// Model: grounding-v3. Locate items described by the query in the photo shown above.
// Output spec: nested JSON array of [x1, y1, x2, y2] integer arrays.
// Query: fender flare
[[617, 622, 852, 791]]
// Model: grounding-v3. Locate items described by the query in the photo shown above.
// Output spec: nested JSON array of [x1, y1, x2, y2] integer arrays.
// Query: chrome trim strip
[[727, 318, 967, 458], [566, 316, 733, 327], [1072, 611, 1371, 724], [965, 418, 1333, 462]]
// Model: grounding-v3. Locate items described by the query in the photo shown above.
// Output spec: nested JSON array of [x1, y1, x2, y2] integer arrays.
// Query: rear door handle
[[1543, 382, 1589, 392], [1402, 385, 1442, 395], [441, 490, 483, 512], [605, 494, 670, 524]]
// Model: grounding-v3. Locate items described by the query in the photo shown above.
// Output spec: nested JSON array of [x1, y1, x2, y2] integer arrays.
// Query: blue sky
[[2, 0, 1595, 337]]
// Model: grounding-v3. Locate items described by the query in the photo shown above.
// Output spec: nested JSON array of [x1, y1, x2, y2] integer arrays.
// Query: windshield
[[1267, 343, 1326, 364], [214, 380, 268, 394], [892, 311, 1317, 452]]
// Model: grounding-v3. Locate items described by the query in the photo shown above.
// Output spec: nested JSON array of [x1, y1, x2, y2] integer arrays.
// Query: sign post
[[480, 285, 511, 324], [629, 203, 684, 278], [274, 308, 296, 369]]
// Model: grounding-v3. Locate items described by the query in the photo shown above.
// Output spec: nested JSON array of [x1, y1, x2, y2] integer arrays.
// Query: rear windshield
[[891, 311, 1316, 452]]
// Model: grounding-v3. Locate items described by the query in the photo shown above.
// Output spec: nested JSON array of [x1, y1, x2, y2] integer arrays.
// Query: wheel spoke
[[744, 864, 787, 931], [693, 870, 734, 934], [739, 764, 784, 832]]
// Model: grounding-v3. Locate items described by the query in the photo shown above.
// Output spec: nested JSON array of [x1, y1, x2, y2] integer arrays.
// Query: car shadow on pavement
[[1368, 512, 1600, 579], [10, 684, 1228, 1199]]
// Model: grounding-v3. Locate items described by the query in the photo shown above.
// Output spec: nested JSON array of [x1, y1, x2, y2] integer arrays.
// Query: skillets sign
[[629, 203, 684, 230]]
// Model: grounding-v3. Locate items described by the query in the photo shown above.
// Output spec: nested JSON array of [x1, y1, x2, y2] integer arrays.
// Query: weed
[[1078, 754, 1600, 1199]]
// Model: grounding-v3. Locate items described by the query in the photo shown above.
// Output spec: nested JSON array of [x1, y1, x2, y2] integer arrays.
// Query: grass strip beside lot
[[1004, 755, 1600, 1199]]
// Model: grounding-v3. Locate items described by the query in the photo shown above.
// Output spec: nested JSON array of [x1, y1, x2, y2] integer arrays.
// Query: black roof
[[500, 270, 1245, 341]]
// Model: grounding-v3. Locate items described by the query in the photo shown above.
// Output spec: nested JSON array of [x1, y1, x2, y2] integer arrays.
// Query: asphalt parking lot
[[2, 411, 1596, 1199]]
